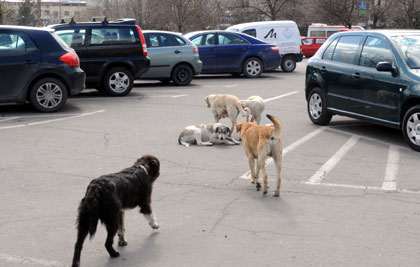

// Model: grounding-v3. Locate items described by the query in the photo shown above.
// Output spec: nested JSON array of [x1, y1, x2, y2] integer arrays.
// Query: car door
[[319, 35, 364, 111], [215, 33, 249, 72], [0, 30, 41, 99], [142, 33, 181, 78], [54, 27, 88, 74], [301, 37, 313, 56], [190, 33, 217, 72], [350, 36, 403, 123]]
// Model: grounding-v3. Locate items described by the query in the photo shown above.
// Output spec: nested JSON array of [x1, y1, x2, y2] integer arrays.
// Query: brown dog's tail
[[267, 114, 282, 139]]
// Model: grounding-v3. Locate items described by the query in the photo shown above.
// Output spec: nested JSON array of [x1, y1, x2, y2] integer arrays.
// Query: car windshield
[[391, 35, 420, 69]]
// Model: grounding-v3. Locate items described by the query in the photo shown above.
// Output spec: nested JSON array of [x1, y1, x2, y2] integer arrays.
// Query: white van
[[226, 20, 303, 72]]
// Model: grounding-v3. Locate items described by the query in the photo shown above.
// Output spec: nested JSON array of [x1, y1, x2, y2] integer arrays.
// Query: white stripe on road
[[171, 94, 188, 98], [382, 145, 400, 191], [306, 135, 359, 185], [0, 110, 105, 130], [263, 91, 299, 103], [0, 253, 62, 266], [0, 117, 19, 123], [240, 127, 326, 179]]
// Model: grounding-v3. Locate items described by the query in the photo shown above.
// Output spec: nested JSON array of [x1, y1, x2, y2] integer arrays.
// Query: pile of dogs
[[71, 94, 283, 267]]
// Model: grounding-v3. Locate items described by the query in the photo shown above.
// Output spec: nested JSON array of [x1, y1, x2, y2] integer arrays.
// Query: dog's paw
[[256, 182, 261, 190], [263, 190, 268, 195], [150, 223, 160, 229], [110, 250, 120, 258], [118, 240, 128, 246], [273, 191, 280, 197]]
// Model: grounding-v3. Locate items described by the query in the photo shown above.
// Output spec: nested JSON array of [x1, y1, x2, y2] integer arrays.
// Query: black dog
[[71, 155, 160, 267]]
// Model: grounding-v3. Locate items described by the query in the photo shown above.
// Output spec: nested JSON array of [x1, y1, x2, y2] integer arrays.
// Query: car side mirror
[[376, 61, 397, 75]]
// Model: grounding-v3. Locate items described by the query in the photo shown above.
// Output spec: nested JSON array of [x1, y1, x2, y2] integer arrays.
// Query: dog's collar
[[136, 164, 149, 176]]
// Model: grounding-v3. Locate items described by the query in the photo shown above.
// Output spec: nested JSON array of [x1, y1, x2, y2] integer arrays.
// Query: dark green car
[[306, 30, 420, 152]]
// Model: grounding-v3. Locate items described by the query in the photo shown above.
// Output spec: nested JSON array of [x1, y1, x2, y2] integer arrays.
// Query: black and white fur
[[240, 96, 265, 125], [71, 155, 160, 267], [178, 123, 240, 147]]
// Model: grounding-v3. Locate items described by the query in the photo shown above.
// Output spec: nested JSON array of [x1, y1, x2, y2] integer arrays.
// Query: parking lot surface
[[0, 60, 419, 267]]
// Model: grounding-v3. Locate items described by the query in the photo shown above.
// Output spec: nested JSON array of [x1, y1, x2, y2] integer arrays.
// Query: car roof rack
[[116, 18, 136, 25], [91, 16, 109, 25], [60, 17, 76, 25]]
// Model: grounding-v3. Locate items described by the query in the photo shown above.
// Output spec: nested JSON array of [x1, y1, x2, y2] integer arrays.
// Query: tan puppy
[[205, 94, 250, 135], [236, 114, 283, 196]]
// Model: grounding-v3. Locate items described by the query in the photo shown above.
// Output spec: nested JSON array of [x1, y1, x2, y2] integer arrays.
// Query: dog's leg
[[258, 156, 268, 195], [71, 223, 89, 267], [256, 114, 261, 125], [248, 157, 260, 190], [226, 136, 240, 145], [118, 211, 127, 246], [273, 154, 283, 197], [104, 219, 120, 258], [194, 130, 213, 146], [141, 202, 159, 229], [230, 117, 237, 136]]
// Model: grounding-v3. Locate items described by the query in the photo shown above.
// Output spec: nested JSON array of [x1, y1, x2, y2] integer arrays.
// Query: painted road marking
[[0, 110, 105, 130], [263, 91, 299, 103], [382, 145, 400, 191], [240, 128, 326, 179], [0, 253, 62, 266], [171, 94, 188, 98], [306, 135, 359, 185]]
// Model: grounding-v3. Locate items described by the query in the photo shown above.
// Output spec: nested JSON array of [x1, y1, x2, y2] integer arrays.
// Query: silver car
[[141, 30, 202, 86]]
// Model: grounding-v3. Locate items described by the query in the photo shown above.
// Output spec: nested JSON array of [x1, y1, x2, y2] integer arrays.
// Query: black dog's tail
[[78, 185, 100, 238], [72, 184, 101, 267]]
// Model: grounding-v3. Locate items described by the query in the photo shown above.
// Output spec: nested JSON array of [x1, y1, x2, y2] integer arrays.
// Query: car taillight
[[136, 25, 148, 57], [193, 47, 198, 53], [270, 46, 279, 52], [60, 52, 79, 66]]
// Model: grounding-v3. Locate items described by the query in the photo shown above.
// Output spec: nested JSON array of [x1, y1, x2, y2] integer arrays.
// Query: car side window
[[302, 38, 312, 45], [90, 27, 135, 45], [0, 32, 37, 54], [218, 33, 249, 45], [191, 35, 203, 46], [204, 34, 215, 45], [315, 38, 326, 44], [242, 29, 256, 38], [174, 36, 186, 46], [322, 38, 338, 60], [331, 35, 363, 64], [55, 29, 86, 47], [160, 34, 175, 47], [359, 36, 394, 68]]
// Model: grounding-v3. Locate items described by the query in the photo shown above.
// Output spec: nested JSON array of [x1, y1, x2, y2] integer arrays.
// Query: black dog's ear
[[226, 127, 231, 135], [215, 126, 221, 133]]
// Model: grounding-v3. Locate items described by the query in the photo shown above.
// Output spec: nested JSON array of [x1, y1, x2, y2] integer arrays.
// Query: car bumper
[[134, 59, 151, 78], [68, 67, 86, 95]]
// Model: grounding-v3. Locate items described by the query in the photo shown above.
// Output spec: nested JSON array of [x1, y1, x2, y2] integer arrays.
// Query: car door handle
[[26, 60, 36, 65], [320, 66, 326, 73], [174, 50, 181, 54], [352, 73, 361, 79], [209, 48, 215, 52]]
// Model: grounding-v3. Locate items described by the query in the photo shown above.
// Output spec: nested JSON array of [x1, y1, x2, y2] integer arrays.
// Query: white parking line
[[306, 135, 359, 185], [171, 94, 188, 98], [263, 91, 299, 103], [240, 128, 326, 179], [0, 110, 105, 130], [0, 253, 62, 266], [382, 145, 400, 191], [0, 117, 19, 123]]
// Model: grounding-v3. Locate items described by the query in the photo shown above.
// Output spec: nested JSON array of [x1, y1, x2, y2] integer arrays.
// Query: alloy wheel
[[36, 82, 63, 109]]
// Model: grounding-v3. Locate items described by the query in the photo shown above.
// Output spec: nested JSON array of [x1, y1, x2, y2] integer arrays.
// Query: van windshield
[[391, 35, 420, 69]]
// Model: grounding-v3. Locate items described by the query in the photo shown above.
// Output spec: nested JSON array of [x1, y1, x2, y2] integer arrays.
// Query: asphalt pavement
[[0, 59, 419, 267]]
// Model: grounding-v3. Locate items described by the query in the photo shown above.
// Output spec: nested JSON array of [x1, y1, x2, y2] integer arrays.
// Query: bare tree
[[392, 0, 420, 28], [247, 0, 293, 20], [368, 0, 393, 28], [317, 0, 358, 28]]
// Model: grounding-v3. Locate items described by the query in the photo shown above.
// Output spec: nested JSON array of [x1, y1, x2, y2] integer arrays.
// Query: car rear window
[[55, 29, 86, 47], [328, 35, 363, 64], [90, 27, 136, 45], [302, 38, 312, 45], [51, 32, 72, 50], [242, 29, 256, 38]]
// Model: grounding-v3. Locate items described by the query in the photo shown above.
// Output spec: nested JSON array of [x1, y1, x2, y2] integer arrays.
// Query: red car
[[300, 37, 328, 57]]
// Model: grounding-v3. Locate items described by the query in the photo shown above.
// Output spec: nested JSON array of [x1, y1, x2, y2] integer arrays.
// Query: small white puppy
[[178, 123, 240, 147], [240, 96, 265, 124]]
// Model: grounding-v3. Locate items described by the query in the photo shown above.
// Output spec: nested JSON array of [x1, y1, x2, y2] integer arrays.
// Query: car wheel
[[307, 87, 332, 125], [243, 57, 263, 78], [402, 105, 420, 152], [172, 64, 193, 86], [281, 55, 296, 72], [29, 78, 68, 112], [104, 67, 133, 96]]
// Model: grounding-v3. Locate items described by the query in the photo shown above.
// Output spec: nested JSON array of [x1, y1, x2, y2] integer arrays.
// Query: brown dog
[[236, 114, 283, 196]]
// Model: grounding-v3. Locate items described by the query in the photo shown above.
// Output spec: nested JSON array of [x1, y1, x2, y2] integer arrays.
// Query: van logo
[[264, 29, 277, 39], [282, 27, 293, 39]]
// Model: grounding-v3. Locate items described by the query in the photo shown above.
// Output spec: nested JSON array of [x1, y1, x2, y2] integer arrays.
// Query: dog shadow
[[103, 231, 160, 267]]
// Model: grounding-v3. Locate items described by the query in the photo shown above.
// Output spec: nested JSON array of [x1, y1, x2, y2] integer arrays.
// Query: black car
[[306, 30, 420, 151], [0, 26, 85, 112], [49, 18, 150, 96]]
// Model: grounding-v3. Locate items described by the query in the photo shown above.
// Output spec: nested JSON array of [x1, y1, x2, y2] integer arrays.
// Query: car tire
[[103, 67, 133, 96], [307, 87, 332, 125], [243, 57, 263, 78], [29, 78, 68, 112], [402, 105, 420, 152], [281, 55, 296, 72], [171, 64, 193, 86]]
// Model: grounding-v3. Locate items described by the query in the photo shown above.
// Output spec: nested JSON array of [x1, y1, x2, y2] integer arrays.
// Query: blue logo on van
[[283, 27, 293, 39]]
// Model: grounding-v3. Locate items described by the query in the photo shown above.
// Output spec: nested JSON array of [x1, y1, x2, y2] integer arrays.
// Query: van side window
[[242, 29, 256, 38], [331, 35, 363, 64], [322, 38, 338, 60], [359, 36, 394, 68]]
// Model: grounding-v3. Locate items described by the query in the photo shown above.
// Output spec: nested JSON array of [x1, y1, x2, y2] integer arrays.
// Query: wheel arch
[[100, 62, 136, 84], [401, 97, 420, 124]]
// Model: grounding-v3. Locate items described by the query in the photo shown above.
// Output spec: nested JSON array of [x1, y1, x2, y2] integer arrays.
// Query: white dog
[[241, 96, 265, 125], [178, 123, 240, 147], [205, 94, 250, 135]]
